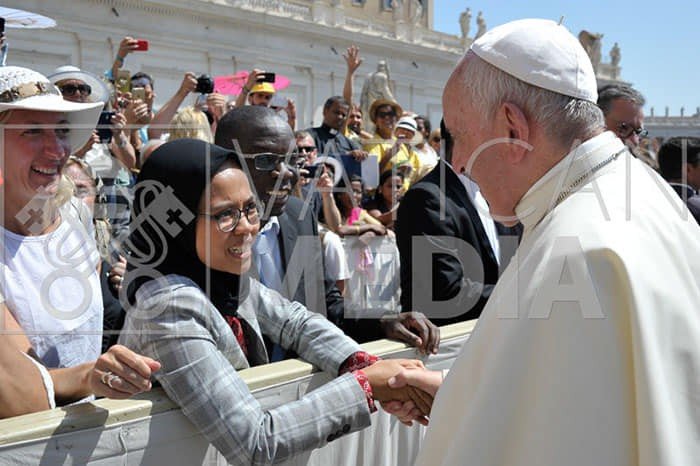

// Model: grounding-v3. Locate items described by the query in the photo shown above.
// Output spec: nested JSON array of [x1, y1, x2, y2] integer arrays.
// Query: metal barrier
[[0, 321, 474, 465]]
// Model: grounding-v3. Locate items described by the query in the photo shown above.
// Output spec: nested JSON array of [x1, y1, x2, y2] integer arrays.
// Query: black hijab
[[124, 138, 248, 313]]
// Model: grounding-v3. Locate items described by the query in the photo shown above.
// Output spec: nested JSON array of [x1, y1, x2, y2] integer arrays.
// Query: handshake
[[362, 359, 444, 426]]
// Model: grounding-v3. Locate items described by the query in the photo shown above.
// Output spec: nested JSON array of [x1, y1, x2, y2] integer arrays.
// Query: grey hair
[[294, 130, 313, 140], [461, 52, 604, 149], [597, 84, 646, 115]]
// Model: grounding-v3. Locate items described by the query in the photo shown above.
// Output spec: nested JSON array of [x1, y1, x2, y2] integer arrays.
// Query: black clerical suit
[[395, 160, 500, 325]]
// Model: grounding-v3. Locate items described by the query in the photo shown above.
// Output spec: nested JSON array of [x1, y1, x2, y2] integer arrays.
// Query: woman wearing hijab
[[118, 139, 430, 465]]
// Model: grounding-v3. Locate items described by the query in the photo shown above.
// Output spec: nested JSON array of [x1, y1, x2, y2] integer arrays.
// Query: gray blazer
[[119, 275, 371, 465]]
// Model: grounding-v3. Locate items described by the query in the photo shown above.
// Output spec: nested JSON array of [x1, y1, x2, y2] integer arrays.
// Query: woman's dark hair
[[333, 174, 365, 217], [370, 170, 404, 211]]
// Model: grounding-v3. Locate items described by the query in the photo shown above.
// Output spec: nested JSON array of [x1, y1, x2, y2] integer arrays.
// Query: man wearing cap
[[305, 96, 367, 161], [0, 66, 158, 410], [658, 136, 700, 224], [235, 69, 296, 129], [383, 19, 700, 465]]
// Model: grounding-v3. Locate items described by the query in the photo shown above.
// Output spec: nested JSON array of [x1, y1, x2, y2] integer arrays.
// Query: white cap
[[470, 18, 598, 103], [0, 66, 103, 151], [396, 116, 417, 133]]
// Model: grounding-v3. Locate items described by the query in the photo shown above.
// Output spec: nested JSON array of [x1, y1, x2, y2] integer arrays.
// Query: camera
[[196, 74, 214, 94], [301, 165, 319, 179]]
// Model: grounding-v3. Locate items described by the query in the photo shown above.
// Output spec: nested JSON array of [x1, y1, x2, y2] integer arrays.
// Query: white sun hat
[[48, 65, 110, 104], [0, 66, 103, 151], [470, 18, 598, 103]]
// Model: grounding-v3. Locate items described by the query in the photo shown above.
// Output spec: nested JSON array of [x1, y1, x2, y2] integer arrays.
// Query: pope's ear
[[500, 102, 531, 164]]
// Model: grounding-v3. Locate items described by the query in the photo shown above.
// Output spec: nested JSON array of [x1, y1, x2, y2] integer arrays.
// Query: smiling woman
[[0, 66, 159, 415], [119, 138, 432, 465]]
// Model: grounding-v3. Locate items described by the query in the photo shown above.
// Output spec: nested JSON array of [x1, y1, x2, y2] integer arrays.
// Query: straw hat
[[0, 66, 102, 151]]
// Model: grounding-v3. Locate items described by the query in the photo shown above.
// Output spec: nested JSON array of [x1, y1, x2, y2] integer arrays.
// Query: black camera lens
[[196, 74, 214, 94]]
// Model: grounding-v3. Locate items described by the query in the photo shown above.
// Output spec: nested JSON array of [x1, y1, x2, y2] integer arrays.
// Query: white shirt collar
[[515, 131, 625, 231]]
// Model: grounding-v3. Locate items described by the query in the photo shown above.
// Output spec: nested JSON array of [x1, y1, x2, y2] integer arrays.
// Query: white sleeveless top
[[1, 202, 102, 368]]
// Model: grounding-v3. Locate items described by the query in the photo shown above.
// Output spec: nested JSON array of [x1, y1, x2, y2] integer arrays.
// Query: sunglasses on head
[[59, 83, 92, 96], [242, 153, 301, 171]]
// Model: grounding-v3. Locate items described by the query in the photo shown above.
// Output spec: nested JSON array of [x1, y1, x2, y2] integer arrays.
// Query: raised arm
[[342, 45, 363, 105], [148, 72, 197, 140], [110, 37, 139, 83]]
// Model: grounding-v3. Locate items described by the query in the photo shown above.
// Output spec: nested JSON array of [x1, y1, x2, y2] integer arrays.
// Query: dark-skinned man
[[215, 106, 440, 355], [306, 96, 368, 162]]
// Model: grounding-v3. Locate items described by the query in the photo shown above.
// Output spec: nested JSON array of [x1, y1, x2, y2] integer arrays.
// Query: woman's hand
[[89, 345, 161, 399], [108, 255, 127, 292]]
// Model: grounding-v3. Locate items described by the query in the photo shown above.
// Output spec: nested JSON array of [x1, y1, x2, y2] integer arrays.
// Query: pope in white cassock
[[384, 19, 700, 466]]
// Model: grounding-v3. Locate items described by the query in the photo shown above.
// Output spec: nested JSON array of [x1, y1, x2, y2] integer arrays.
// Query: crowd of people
[[1, 16, 699, 466]]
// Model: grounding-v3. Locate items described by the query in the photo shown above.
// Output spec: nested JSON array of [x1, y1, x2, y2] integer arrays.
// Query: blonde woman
[[168, 106, 213, 143]]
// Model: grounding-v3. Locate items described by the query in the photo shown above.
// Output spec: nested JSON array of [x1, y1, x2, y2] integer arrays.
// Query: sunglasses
[[59, 83, 92, 96], [296, 146, 316, 154], [377, 111, 397, 119], [241, 153, 301, 171]]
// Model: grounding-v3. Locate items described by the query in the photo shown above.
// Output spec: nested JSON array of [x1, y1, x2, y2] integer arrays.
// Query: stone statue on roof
[[475, 11, 486, 39], [578, 30, 604, 71], [610, 42, 621, 67], [459, 8, 471, 39], [360, 60, 396, 130]]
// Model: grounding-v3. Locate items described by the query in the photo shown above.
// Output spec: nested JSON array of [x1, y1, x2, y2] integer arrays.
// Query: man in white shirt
[[385, 18, 700, 466]]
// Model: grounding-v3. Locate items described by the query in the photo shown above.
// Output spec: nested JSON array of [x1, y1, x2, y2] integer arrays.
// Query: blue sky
[[432, 0, 698, 117]]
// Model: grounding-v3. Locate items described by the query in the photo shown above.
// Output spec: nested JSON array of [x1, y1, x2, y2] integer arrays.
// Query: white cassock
[[415, 132, 700, 466]]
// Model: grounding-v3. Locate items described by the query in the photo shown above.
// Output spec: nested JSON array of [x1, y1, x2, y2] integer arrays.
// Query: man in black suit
[[395, 120, 503, 325], [216, 106, 439, 354]]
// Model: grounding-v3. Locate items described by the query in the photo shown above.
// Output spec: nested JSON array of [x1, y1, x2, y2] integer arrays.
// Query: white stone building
[[6, 0, 464, 128]]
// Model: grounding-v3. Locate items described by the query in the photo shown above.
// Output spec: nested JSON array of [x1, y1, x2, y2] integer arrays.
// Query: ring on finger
[[107, 373, 120, 389], [101, 370, 113, 385]]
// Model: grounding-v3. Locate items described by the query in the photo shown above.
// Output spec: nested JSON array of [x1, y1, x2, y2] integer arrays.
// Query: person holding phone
[[48, 65, 136, 168]]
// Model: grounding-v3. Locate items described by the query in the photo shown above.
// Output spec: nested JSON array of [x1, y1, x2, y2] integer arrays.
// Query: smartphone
[[97, 111, 115, 143], [132, 87, 146, 101], [301, 165, 319, 178], [134, 39, 149, 51], [195, 93, 208, 108], [116, 69, 131, 94], [0, 18, 5, 35], [258, 72, 276, 83]]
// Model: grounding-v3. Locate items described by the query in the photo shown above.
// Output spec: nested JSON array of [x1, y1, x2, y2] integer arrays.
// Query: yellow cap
[[249, 82, 275, 94]]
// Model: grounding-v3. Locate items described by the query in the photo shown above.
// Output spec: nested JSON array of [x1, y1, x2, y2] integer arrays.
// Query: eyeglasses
[[59, 83, 92, 97], [198, 203, 260, 233], [377, 111, 397, 119], [615, 121, 648, 139], [241, 152, 301, 171]]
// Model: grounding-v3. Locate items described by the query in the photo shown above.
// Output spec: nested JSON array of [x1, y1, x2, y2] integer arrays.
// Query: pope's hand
[[381, 367, 444, 426], [362, 359, 433, 416]]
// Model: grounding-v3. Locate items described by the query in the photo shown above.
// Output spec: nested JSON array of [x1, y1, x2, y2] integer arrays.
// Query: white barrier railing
[[0, 321, 474, 465]]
